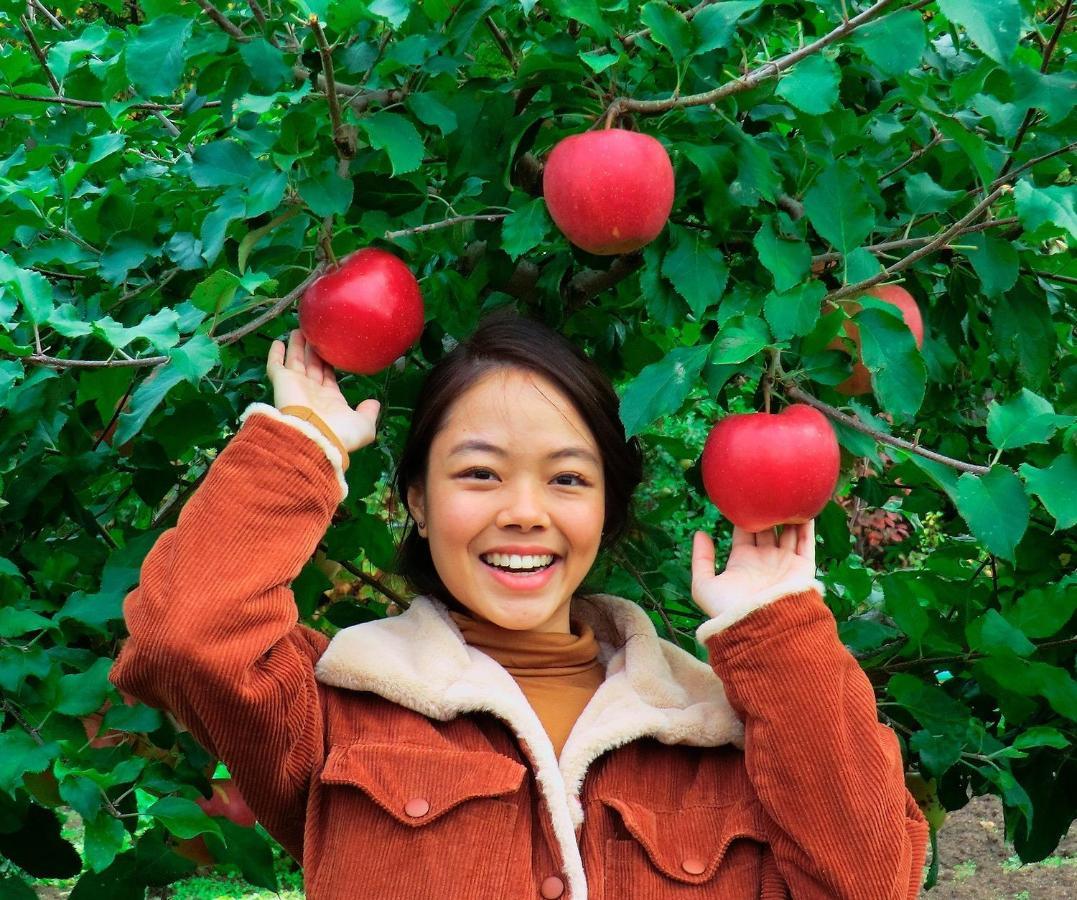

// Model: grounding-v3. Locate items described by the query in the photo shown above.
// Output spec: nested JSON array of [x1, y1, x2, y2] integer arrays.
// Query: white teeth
[[481, 553, 555, 570]]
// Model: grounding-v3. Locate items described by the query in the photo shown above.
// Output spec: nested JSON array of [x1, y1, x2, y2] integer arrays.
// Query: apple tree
[[0, 0, 1074, 895]]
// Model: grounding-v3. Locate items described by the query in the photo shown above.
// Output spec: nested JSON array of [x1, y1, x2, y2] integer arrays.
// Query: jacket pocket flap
[[321, 742, 526, 827], [602, 796, 769, 883]]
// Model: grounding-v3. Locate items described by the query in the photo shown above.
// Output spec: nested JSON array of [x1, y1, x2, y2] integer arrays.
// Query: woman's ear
[[406, 482, 426, 528]]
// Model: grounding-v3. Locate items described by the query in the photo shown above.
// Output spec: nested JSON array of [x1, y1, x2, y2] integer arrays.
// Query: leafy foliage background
[[0, 0, 1074, 895]]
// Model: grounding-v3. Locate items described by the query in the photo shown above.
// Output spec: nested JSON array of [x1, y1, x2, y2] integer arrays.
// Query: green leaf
[[851, 9, 926, 76], [960, 232, 1018, 297], [708, 315, 769, 365], [764, 280, 825, 341], [502, 197, 553, 260], [0, 730, 59, 796], [1012, 727, 1070, 751], [368, 0, 412, 28], [239, 38, 292, 92], [640, 2, 695, 64], [1013, 180, 1077, 242], [967, 608, 1037, 658], [753, 218, 810, 293], [297, 160, 354, 218], [660, 224, 729, 317], [190, 141, 260, 189], [83, 815, 126, 874], [548, 0, 615, 39], [776, 54, 840, 115], [693, 1, 763, 54], [0, 607, 54, 638], [955, 466, 1029, 562], [987, 389, 1074, 450], [938, 0, 1022, 65], [1019, 453, 1077, 531], [125, 14, 193, 98], [856, 305, 926, 422], [1009, 582, 1077, 640], [580, 49, 621, 74], [804, 162, 876, 254], [55, 657, 114, 716], [146, 797, 225, 841], [406, 92, 458, 136], [904, 172, 964, 215], [0, 254, 54, 325], [619, 345, 710, 437], [360, 112, 425, 176]]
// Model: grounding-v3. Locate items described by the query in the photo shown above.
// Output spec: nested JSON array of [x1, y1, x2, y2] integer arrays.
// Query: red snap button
[[540, 874, 565, 898], [403, 797, 430, 817], [681, 857, 706, 875]]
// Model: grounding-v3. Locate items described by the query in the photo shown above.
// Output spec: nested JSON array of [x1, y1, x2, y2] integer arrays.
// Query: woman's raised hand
[[266, 329, 381, 454], [691, 521, 817, 620]]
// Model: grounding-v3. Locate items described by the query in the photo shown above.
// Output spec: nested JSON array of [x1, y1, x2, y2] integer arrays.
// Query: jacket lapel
[[313, 592, 745, 900]]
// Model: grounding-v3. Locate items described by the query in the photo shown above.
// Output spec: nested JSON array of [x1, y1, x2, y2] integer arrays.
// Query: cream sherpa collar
[[314, 591, 747, 900]]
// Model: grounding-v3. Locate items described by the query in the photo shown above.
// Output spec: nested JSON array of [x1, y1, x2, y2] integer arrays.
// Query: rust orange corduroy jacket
[[109, 403, 929, 900]]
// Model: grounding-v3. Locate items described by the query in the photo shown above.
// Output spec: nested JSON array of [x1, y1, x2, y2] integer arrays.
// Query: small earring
[[417, 520, 425, 530]]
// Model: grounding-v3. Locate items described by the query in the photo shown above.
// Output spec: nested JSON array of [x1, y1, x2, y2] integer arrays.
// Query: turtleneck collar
[[447, 607, 600, 675]]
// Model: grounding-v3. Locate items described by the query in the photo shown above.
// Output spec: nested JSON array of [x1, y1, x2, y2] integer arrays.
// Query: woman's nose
[[495, 481, 551, 530]]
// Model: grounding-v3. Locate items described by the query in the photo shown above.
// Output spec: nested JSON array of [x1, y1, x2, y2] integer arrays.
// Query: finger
[[691, 531, 715, 586], [267, 338, 285, 368], [286, 329, 304, 370], [800, 519, 816, 558], [779, 523, 799, 553], [305, 339, 323, 385], [731, 525, 756, 548], [757, 527, 778, 548]]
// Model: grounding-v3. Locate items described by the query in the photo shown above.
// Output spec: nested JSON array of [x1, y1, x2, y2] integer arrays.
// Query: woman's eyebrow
[[447, 439, 599, 465]]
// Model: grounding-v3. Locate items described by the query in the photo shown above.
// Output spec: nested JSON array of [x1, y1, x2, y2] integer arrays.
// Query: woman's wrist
[[277, 405, 350, 472]]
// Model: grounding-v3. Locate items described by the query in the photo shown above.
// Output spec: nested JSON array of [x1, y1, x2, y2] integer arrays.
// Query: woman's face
[[407, 367, 606, 633]]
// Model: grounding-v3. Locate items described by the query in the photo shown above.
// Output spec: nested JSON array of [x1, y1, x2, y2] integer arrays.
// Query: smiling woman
[[109, 308, 929, 900]]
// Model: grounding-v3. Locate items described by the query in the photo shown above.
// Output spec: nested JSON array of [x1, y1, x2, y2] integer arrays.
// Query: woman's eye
[[554, 473, 588, 487], [463, 468, 496, 480]]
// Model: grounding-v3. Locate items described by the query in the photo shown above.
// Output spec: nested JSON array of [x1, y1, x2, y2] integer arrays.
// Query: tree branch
[[310, 16, 354, 159], [19, 14, 60, 93], [782, 385, 991, 475], [484, 15, 518, 71], [996, 0, 1073, 179], [192, 0, 251, 42], [602, 0, 900, 121], [0, 90, 221, 112], [826, 184, 1010, 303], [23, 267, 326, 371]]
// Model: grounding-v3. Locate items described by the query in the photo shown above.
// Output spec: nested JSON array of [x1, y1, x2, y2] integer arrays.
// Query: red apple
[[298, 247, 425, 375], [701, 403, 840, 531], [173, 835, 215, 866], [197, 778, 257, 828], [827, 285, 924, 395], [542, 127, 675, 255]]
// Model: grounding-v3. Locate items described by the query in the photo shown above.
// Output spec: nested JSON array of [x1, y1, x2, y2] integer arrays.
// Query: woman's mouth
[[479, 553, 561, 590]]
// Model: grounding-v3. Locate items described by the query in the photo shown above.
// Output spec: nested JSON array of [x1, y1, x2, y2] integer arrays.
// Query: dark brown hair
[[389, 309, 644, 615]]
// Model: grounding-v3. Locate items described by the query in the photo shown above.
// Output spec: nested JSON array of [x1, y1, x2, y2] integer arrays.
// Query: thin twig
[[783, 385, 991, 475], [0, 90, 222, 112], [484, 15, 518, 71]]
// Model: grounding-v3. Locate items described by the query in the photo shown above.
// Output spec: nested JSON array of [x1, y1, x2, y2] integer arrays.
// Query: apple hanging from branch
[[298, 247, 425, 375], [827, 284, 924, 396], [542, 127, 675, 255], [701, 403, 840, 532], [196, 778, 257, 828]]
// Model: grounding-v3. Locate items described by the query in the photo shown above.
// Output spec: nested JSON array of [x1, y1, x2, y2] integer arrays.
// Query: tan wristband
[[278, 405, 350, 473]]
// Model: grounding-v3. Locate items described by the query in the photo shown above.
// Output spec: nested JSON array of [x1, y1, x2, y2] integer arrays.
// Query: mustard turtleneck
[[448, 608, 606, 760]]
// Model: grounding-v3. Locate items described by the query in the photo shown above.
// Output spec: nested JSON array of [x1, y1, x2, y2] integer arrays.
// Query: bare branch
[[28, 0, 63, 29], [810, 216, 1019, 267], [385, 214, 509, 240], [782, 385, 991, 475], [602, 0, 900, 121], [484, 15, 518, 71], [879, 127, 944, 182], [18, 15, 60, 93], [192, 0, 251, 42], [0, 90, 221, 112], [310, 16, 354, 158]]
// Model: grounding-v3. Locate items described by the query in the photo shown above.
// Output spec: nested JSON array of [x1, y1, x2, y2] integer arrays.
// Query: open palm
[[691, 521, 817, 620], [266, 329, 381, 454]]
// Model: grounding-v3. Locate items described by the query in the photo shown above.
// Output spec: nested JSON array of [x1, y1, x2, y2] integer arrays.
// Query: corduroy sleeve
[[696, 585, 929, 900], [107, 406, 347, 862]]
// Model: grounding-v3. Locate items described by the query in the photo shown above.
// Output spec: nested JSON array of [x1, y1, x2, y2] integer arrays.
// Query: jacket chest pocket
[[311, 742, 527, 899], [601, 796, 770, 899]]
